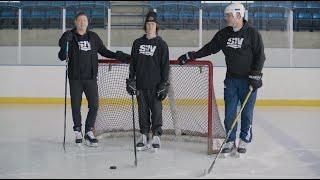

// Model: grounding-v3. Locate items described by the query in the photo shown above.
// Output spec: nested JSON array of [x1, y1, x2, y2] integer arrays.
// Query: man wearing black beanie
[[126, 10, 170, 151]]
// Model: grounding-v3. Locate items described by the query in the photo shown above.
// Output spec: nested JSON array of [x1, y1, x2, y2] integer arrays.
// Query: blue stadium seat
[[31, 10, 46, 18], [51, 1, 65, 7], [66, 1, 80, 7], [200, 11, 208, 19], [209, 11, 221, 18], [248, 1, 273, 8], [1, 9, 17, 18], [21, 9, 31, 29], [22, 10, 31, 18], [29, 9, 47, 28], [179, 11, 195, 29], [95, 1, 108, 7], [296, 12, 313, 31], [269, 12, 286, 30], [247, 11, 254, 23], [47, 10, 61, 18], [179, 11, 193, 19], [298, 12, 313, 19], [293, 2, 307, 9], [163, 4, 178, 12], [278, 1, 292, 9], [157, 11, 164, 20], [66, 8, 76, 28], [161, 7, 179, 30], [21, 1, 38, 7], [253, 12, 269, 30], [204, 8, 222, 30], [307, 1, 320, 8], [91, 9, 105, 18], [163, 12, 178, 19], [91, 8, 106, 28], [254, 12, 269, 18], [313, 12, 320, 30], [269, 12, 284, 18], [313, 12, 320, 19], [261, 1, 278, 7], [0, 8, 18, 29], [47, 9, 61, 29], [36, 1, 53, 6]]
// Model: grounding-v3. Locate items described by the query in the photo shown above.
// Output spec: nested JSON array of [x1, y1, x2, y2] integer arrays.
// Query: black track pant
[[69, 79, 99, 133], [137, 89, 163, 136]]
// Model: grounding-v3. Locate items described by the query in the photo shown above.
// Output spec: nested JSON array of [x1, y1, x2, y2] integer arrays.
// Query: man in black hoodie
[[178, 3, 265, 156], [58, 12, 131, 147], [126, 10, 170, 151]]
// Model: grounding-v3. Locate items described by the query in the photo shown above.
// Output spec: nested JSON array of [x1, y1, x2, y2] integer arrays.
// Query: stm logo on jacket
[[78, 41, 91, 51], [139, 45, 157, 56], [226, 38, 244, 49], [185, 20, 266, 77], [129, 35, 169, 89]]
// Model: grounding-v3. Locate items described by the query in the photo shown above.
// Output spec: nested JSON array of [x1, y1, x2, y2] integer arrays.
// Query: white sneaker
[[74, 131, 83, 144], [222, 141, 235, 153], [237, 139, 248, 154], [219, 141, 236, 158], [151, 136, 161, 149], [84, 131, 98, 147], [136, 134, 149, 151]]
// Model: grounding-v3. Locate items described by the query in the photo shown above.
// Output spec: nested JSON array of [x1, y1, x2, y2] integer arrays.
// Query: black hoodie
[[58, 28, 116, 80], [129, 34, 169, 89], [192, 20, 266, 78]]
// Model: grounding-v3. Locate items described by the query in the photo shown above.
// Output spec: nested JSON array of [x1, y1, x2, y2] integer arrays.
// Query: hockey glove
[[178, 51, 195, 65], [248, 71, 263, 90], [156, 82, 170, 101], [126, 78, 136, 95]]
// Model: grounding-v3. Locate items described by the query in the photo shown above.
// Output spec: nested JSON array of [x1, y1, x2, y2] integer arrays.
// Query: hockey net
[[94, 59, 226, 154]]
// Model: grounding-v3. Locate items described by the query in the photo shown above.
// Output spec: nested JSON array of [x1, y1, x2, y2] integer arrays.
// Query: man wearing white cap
[[178, 3, 266, 156]]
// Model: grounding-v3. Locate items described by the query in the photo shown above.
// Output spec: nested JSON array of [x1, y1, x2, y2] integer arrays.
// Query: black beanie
[[145, 10, 157, 23]]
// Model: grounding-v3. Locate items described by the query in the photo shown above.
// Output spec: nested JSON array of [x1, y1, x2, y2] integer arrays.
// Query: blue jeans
[[224, 77, 257, 143]]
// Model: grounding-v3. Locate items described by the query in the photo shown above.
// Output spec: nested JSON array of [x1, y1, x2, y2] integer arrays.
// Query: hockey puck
[[109, 165, 117, 170]]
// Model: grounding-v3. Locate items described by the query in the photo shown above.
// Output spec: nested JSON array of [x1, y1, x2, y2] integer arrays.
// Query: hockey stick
[[131, 93, 138, 167], [63, 42, 69, 152], [204, 86, 253, 176]]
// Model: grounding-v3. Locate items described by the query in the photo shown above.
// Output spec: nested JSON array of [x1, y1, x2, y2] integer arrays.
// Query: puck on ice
[[109, 165, 117, 169]]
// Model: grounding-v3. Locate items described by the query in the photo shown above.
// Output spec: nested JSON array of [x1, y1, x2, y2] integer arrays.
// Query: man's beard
[[77, 25, 87, 31]]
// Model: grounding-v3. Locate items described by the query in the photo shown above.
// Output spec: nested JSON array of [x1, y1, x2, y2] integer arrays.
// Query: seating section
[[0, 1, 319, 31]]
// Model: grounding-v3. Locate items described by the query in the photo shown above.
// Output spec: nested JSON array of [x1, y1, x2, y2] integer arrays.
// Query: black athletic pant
[[69, 79, 99, 133], [137, 89, 163, 136]]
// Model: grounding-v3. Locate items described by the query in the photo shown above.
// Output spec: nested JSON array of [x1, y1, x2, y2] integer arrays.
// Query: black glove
[[115, 51, 131, 63], [178, 51, 195, 65], [156, 82, 170, 101], [126, 78, 136, 95], [248, 71, 263, 90]]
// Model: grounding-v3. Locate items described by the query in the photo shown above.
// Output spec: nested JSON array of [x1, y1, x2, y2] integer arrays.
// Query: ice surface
[[0, 105, 319, 178]]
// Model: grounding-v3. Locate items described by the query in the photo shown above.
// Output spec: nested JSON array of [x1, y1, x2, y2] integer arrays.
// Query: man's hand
[[156, 82, 170, 101], [126, 78, 136, 95], [248, 71, 263, 90], [177, 51, 195, 65], [116, 51, 131, 63]]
